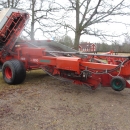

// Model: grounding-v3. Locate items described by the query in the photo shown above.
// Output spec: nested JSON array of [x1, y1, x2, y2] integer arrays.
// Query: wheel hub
[[5, 67, 12, 79]]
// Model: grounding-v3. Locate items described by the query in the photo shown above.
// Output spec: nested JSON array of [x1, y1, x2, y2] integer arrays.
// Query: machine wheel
[[2, 60, 26, 84], [110, 76, 126, 91]]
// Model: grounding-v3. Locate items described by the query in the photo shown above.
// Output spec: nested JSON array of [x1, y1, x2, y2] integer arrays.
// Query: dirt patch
[[0, 70, 130, 130], [0, 104, 13, 118]]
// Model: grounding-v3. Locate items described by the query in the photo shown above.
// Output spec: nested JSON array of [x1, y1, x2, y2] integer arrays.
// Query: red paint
[[5, 66, 12, 79]]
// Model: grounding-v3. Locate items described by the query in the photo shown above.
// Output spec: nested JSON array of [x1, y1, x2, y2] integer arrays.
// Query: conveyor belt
[[0, 8, 29, 53], [16, 40, 78, 57]]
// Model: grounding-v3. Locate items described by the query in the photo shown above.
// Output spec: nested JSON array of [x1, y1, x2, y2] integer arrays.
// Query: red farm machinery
[[0, 8, 130, 91]]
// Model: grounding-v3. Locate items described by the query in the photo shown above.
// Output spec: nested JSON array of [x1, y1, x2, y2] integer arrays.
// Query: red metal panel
[[81, 61, 118, 70], [20, 47, 57, 66], [56, 57, 81, 73]]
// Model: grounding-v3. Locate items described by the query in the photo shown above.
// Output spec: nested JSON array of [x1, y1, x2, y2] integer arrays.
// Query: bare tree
[[1, 0, 130, 45], [124, 33, 130, 44], [59, 0, 130, 50], [0, 0, 22, 8], [22, 0, 64, 40]]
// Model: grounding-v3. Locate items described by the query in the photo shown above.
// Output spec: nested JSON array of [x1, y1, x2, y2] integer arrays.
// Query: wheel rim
[[5, 66, 12, 79], [112, 79, 123, 89]]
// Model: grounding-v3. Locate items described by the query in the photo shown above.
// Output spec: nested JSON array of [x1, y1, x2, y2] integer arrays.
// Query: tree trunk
[[11, 0, 14, 7], [74, 0, 81, 50], [31, 0, 35, 40], [74, 32, 81, 50], [7, 0, 10, 7], [31, 22, 34, 40]]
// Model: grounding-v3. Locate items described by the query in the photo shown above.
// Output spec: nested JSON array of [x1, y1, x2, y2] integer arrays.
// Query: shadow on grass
[[24, 69, 50, 85], [26, 70, 49, 80]]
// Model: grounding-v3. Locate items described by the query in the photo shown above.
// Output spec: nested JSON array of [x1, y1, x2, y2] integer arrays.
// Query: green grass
[[25, 69, 47, 82]]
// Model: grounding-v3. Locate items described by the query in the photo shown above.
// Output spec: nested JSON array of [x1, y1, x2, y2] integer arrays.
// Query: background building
[[79, 42, 96, 52]]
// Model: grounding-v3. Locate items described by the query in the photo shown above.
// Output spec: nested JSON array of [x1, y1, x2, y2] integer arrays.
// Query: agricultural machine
[[0, 8, 130, 91]]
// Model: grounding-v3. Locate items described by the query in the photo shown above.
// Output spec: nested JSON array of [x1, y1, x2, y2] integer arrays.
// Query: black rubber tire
[[110, 76, 126, 91], [2, 60, 26, 84]]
